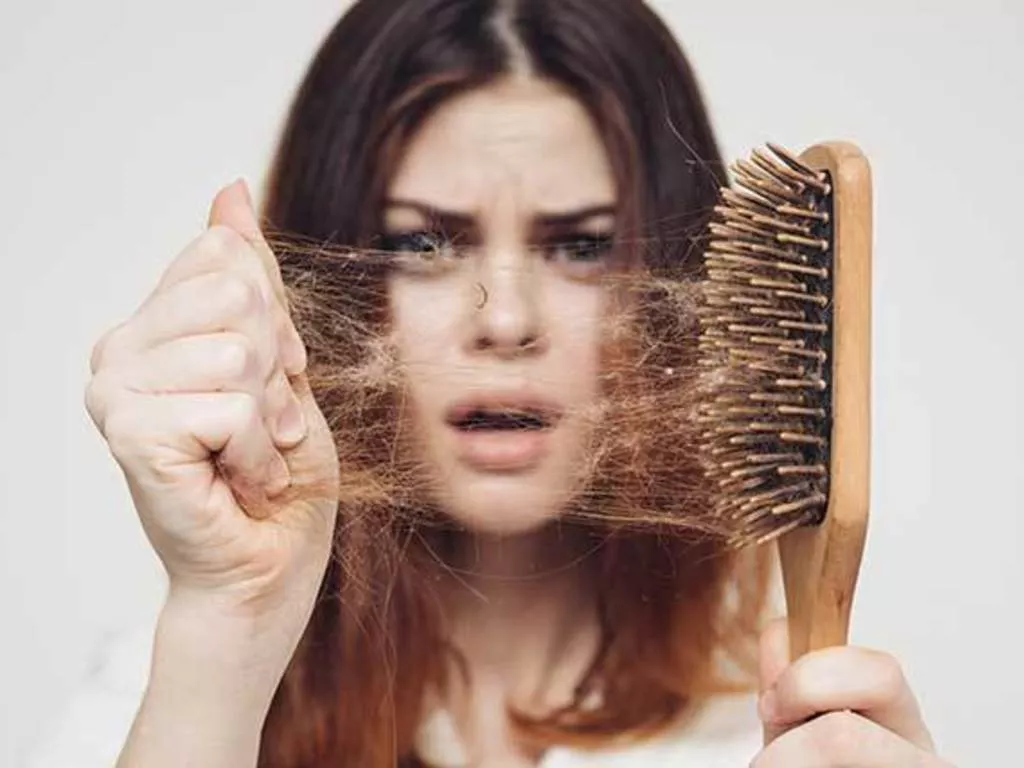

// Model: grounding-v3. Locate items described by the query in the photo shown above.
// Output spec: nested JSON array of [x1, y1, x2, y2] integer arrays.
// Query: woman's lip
[[449, 425, 553, 471], [445, 395, 563, 428]]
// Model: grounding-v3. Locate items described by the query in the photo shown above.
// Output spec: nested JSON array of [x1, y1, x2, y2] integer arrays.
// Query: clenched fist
[[85, 180, 340, 627]]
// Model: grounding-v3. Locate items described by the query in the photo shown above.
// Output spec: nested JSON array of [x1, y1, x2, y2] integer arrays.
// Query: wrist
[[154, 587, 299, 709], [117, 599, 282, 768]]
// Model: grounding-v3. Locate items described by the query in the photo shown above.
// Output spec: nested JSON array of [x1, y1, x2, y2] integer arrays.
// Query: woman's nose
[[468, 249, 546, 357]]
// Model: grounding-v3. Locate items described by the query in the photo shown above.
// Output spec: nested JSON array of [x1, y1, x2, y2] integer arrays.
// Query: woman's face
[[384, 76, 618, 535]]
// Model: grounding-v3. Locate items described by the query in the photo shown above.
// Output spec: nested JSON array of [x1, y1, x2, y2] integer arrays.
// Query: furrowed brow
[[535, 205, 616, 228], [382, 199, 475, 230]]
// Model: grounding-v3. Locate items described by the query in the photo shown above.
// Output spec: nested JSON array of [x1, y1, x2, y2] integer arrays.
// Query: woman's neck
[[439, 522, 601, 716]]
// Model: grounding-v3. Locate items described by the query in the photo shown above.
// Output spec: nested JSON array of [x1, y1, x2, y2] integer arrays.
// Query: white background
[[1, 1, 1021, 765]]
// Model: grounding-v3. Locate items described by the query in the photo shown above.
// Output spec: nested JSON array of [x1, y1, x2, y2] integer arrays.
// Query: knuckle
[[216, 334, 261, 384], [216, 274, 264, 318], [223, 391, 262, 429]]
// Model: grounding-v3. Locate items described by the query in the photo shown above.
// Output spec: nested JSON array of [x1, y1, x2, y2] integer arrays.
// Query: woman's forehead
[[386, 77, 617, 216]]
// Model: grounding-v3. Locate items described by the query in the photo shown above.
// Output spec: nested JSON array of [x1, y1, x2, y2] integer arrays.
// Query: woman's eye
[[377, 230, 460, 271], [546, 233, 615, 271], [379, 231, 446, 256]]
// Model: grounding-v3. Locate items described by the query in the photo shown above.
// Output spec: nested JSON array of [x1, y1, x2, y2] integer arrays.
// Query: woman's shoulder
[[543, 694, 762, 768], [24, 622, 153, 767]]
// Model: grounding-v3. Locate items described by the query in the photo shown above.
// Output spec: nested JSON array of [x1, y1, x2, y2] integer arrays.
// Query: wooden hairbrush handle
[[778, 142, 873, 660]]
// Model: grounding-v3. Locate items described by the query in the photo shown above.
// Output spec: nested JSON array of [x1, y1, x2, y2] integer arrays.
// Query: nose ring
[[474, 282, 489, 310]]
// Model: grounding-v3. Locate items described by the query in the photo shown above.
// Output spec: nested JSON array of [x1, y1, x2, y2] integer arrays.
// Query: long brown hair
[[259, 1, 771, 765]]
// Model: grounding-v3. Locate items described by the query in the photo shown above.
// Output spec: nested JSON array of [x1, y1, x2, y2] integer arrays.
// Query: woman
[[73, 0, 950, 766]]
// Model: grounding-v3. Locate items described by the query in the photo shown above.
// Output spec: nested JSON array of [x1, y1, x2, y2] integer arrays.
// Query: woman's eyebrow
[[535, 204, 617, 228], [383, 199, 616, 229], [382, 198, 474, 229]]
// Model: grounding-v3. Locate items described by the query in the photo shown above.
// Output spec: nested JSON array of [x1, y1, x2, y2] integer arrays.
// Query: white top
[[24, 624, 763, 767]]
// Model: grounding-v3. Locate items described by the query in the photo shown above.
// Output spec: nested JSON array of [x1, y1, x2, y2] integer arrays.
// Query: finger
[[751, 710, 949, 768], [103, 391, 291, 517], [157, 223, 273, 308], [90, 332, 306, 450], [129, 333, 303, 447], [760, 645, 935, 752], [214, 393, 292, 513], [87, 227, 297, 379], [264, 367, 307, 448], [136, 186, 304, 375], [207, 180, 306, 375], [207, 180, 287, 306], [153, 222, 306, 377], [758, 617, 791, 744], [96, 271, 278, 378]]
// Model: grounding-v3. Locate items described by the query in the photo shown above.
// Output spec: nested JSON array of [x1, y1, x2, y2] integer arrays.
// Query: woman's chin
[[434, 475, 572, 536]]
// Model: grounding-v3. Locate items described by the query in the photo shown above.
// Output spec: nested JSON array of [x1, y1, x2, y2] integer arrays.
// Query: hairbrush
[[695, 141, 873, 659]]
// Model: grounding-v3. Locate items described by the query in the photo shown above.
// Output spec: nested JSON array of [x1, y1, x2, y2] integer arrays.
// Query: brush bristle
[[695, 143, 835, 548]]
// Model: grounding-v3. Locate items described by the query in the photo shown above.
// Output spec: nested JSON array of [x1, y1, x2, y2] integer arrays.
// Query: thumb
[[208, 179, 289, 308], [758, 616, 790, 745]]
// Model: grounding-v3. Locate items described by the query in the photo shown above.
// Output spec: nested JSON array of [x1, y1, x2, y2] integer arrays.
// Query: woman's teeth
[[456, 409, 547, 431]]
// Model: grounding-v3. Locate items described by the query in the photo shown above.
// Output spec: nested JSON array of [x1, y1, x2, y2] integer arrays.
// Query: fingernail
[[266, 453, 291, 497], [276, 395, 307, 446], [758, 689, 778, 723]]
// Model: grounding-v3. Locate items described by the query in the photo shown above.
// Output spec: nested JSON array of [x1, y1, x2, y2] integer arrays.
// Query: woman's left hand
[[752, 618, 955, 767]]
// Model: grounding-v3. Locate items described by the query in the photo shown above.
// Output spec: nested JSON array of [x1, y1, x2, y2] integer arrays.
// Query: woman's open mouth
[[446, 396, 561, 471]]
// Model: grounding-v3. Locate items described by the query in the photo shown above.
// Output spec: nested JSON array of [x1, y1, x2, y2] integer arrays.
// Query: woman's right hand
[[85, 180, 340, 637]]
